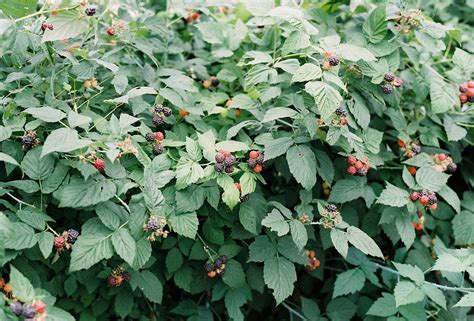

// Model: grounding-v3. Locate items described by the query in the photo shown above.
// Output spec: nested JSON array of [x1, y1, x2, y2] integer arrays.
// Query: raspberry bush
[[0, 0, 474, 320]]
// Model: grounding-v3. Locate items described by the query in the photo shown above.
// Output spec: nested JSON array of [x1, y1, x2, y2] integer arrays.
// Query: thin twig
[[282, 302, 307, 320]]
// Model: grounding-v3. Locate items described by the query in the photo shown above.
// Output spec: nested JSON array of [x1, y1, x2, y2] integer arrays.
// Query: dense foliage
[[1, 0, 474, 320]]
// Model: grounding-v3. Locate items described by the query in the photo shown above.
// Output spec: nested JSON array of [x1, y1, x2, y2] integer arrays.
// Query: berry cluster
[[410, 190, 438, 210], [10, 301, 46, 319], [106, 21, 126, 36], [320, 204, 342, 229], [322, 181, 331, 198], [53, 229, 80, 252], [392, 9, 424, 34], [333, 107, 349, 127], [346, 155, 370, 176], [143, 216, 169, 241], [83, 78, 98, 89], [381, 73, 403, 94], [21, 131, 40, 150], [214, 150, 236, 173], [152, 104, 172, 127], [305, 250, 321, 271], [431, 153, 457, 173], [107, 267, 131, 287], [247, 150, 264, 173], [235, 183, 249, 202], [41, 22, 53, 31], [145, 131, 165, 156], [398, 139, 421, 159], [115, 137, 138, 157], [322, 51, 340, 70], [458, 81, 474, 104], [299, 214, 310, 224], [203, 76, 219, 89], [204, 255, 227, 278], [1, 278, 12, 298], [84, 5, 97, 16], [412, 211, 425, 231]]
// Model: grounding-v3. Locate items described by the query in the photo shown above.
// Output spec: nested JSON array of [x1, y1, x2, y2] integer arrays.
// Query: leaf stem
[[6, 192, 36, 208], [114, 194, 131, 213], [14, 5, 80, 23], [282, 302, 306, 320]]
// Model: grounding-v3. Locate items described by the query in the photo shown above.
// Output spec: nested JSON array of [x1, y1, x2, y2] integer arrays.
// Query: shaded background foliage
[[0, 0, 473, 320]]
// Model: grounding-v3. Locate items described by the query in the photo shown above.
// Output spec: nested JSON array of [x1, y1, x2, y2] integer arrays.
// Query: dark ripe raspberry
[[410, 191, 419, 201], [41, 23, 48, 31], [214, 162, 225, 172], [53, 236, 65, 250], [411, 144, 421, 154], [428, 194, 437, 205], [85, 5, 97, 16], [152, 115, 164, 127], [416, 210, 423, 218], [154, 104, 164, 113], [384, 73, 395, 82], [256, 153, 264, 165], [22, 304, 36, 318], [247, 159, 257, 168], [21, 134, 38, 150], [382, 84, 393, 94], [10, 303, 23, 316], [67, 229, 79, 244], [153, 144, 164, 155], [162, 107, 172, 117], [224, 155, 236, 167], [220, 255, 227, 264], [468, 95, 474, 103], [356, 168, 368, 176], [210, 77, 219, 87], [328, 56, 340, 66], [335, 108, 346, 116], [240, 194, 250, 202], [459, 85, 468, 93], [145, 132, 155, 142], [122, 272, 131, 282], [420, 190, 428, 197], [47, 23, 54, 30], [215, 153, 225, 163], [204, 262, 215, 272], [215, 257, 224, 268], [446, 162, 457, 173], [146, 218, 160, 231], [224, 165, 234, 173], [325, 204, 337, 212]]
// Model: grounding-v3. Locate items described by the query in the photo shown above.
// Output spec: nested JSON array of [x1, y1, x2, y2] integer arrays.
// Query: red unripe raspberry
[[234, 109, 241, 117], [222, 150, 231, 157], [438, 153, 446, 161], [467, 81, 474, 88], [53, 236, 65, 250], [235, 182, 241, 191], [249, 150, 259, 159], [420, 195, 429, 205], [410, 191, 419, 201], [460, 94, 468, 104], [397, 139, 406, 148], [3, 283, 11, 293], [347, 155, 356, 165], [347, 166, 356, 176], [94, 158, 105, 172], [34, 301, 46, 314], [207, 271, 216, 278], [466, 88, 474, 97], [313, 259, 321, 268], [412, 222, 423, 231], [154, 132, 164, 141], [190, 12, 200, 20], [308, 250, 316, 258], [254, 164, 263, 173], [106, 27, 115, 36], [430, 203, 438, 210], [355, 161, 363, 170], [323, 50, 332, 57], [408, 166, 417, 175], [179, 109, 189, 117]]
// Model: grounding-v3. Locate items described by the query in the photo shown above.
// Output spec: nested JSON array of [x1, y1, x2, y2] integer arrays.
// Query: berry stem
[[196, 233, 218, 260], [46, 223, 60, 237]]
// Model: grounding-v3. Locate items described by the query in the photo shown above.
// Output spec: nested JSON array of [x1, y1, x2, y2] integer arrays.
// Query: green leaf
[[402, 166, 416, 188], [185, 137, 202, 161], [24, 107, 66, 123], [291, 63, 322, 83], [0, 0, 37, 18], [444, 116, 467, 141], [327, 297, 357, 321], [328, 178, 366, 204], [222, 259, 246, 288], [41, 128, 92, 157], [264, 137, 294, 161], [239, 172, 256, 196], [70, 222, 114, 272], [105, 87, 157, 104], [225, 288, 247, 321], [175, 160, 205, 189], [21, 147, 55, 180], [133, 270, 163, 304], [305, 81, 342, 120], [377, 183, 409, 207], [131, 237, 152, 270], [395, 215, 416, 248], [289, 220, 307, 251], [333, 268, 366, 298], [367, 293, 397, 317], [4, 222, 38, 250], [432, 253, 470, 272], [215, 140, 249, 152], [57, 178, 116, 208], [17, 207, 54, 230], [452, 48, 474, 74], [249, 236, 277, 262], [286, 145, 317, 190], [263, 257, 297, 305], [262, 107, 298, 122], [176, 186, 205, 213], [421, 283, 446, 309], [95, 202, 122, 230], [37, 231, 54, 259], [393, 262, 424, 285], [453, 292, 474, 308], [331, 229, 349, 258], [438, 185, 461, 213], [168, 211, 198, 239], [115, 291, 134, 319], [415, 167, 449, 192], [42, 9, 89, 42], [394, 281, 425, 307], [363, 5, 387, 44], [262, 209, 289, 236], [301, 297, 321, 321], [166, 248, 183, 274], [429, 75, 459, 114], [346, 226, 383, 258], [46, 307, 75, 321], [452, 211, 474, 245], [339, 44, 376, 61], [217, 174, 240, 209], [112, 228, 136, 266], [0, 152, 20, 167], [9, 266, 35, 302]]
